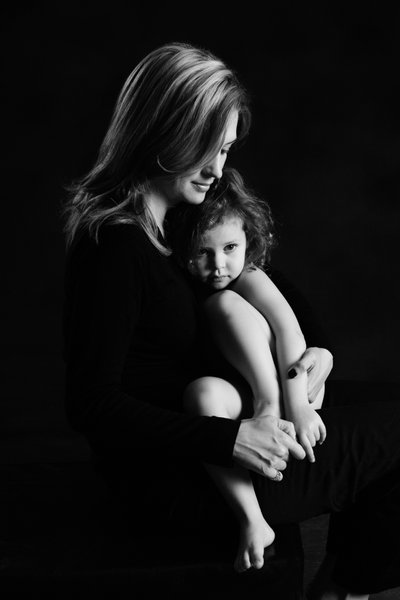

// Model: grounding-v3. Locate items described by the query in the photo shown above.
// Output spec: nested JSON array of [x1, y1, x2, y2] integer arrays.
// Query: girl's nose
[[212, 253, 225, 272]]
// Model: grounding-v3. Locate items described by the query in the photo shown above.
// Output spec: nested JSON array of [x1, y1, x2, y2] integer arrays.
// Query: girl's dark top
[[63, 223, 330, 469]]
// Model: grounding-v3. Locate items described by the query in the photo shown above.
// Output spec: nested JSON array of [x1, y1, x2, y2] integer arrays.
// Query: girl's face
[[155, 110, 239, 208], [189, 215, 247, 290]]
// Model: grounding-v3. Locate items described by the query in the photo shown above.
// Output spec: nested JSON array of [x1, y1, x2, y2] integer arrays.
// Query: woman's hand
[[287, 404, 327, 463], [233, 415, 306, 480], [288, 347, 333, 405]]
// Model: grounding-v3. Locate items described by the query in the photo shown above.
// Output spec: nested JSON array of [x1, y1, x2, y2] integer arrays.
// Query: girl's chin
[[208, 280, 230, 290]]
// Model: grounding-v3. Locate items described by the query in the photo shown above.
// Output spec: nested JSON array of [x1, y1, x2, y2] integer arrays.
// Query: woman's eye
[[221, 142, 235, 156]]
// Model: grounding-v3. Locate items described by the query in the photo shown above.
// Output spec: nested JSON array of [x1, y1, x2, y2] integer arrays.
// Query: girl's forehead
[[200, 214, 245, 241], [211, 214, 244, 231]]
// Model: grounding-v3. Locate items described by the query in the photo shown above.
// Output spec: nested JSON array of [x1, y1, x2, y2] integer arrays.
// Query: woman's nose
[[203, 152, 224, 179]]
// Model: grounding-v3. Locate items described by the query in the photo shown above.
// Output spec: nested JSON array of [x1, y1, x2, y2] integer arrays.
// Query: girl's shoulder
[[232, 265, 273, 292], [230, 265, 284, 311]]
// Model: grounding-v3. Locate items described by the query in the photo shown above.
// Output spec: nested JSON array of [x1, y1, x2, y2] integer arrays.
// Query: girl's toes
[[250, 549, 264, 570], [235, 551, 251, 573]]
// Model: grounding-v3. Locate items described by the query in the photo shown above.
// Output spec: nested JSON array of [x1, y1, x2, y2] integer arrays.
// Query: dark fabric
[[95, 380, 400, 594], [63, 222, 400, 593], [251, 380, 400, 594], [62, 223, 328, 468], [63, 223, 240, 467]]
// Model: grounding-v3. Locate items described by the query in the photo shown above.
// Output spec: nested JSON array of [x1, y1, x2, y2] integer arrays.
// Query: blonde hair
[[63, 42, 251, 252]]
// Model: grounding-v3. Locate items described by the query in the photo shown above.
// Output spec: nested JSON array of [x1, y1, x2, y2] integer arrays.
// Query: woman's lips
[[192, 182, 211, 191]]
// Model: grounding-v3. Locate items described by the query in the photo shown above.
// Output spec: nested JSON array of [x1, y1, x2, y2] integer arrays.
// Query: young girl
[[169, 167, 327, 573]]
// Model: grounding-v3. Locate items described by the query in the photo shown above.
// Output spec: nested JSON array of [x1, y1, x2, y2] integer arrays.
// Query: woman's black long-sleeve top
[[63, 223, 330, 468], [63, 224, 240, 467]]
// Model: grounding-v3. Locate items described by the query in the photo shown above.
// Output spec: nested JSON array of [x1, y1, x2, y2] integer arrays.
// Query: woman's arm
[[232, 267, 326, 460], [63, 225, 240, 468]]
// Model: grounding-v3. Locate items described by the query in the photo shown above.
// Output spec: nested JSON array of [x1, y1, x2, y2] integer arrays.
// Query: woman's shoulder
[[97, 222, 150, 250], [67, 223, 156, 277], [70, 223, 151, 257]]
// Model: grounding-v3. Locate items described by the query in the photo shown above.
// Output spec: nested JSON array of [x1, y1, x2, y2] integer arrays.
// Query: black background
[[3, 4, 399, 462]]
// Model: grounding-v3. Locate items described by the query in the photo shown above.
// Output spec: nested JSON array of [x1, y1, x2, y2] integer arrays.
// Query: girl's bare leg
[[184, 376, 275, 572], [204, 290, 282, 418]]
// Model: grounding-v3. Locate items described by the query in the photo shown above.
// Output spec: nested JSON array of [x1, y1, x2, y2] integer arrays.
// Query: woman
[[63, 42, 400, 599]]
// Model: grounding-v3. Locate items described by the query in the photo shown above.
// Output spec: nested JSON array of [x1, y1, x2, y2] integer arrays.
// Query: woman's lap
[[94, 380, 400, 526], [252, 398, 400, 522], [251, 382, 400, 593], [93, 380, 400, 591]]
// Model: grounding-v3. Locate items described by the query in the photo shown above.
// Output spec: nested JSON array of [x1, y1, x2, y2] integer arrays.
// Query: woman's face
[[189, 215, 247, 290], [156, 110, 239, 207]]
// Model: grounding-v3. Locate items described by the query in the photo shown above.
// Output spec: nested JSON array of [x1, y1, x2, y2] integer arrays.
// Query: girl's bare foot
[[234, 517, 275, 573]]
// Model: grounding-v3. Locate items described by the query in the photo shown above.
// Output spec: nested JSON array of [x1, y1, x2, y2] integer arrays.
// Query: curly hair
[[168, 167, 276, 270]]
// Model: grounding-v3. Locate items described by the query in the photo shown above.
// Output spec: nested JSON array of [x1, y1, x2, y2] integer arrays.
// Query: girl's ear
[[187, 259, 196, 274]]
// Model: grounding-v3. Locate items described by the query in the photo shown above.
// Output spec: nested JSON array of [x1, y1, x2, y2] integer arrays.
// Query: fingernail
[[288, 368, 297, 379]]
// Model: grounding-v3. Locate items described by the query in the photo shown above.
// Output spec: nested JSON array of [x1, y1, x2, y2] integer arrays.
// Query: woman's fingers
[[233, 416, 307, 478], [266, 468, 283, 482], [288, 347, 334, 403], [277, 418, 297, 440], [288, 349, 314, 378], [261, 455, 288, 480]]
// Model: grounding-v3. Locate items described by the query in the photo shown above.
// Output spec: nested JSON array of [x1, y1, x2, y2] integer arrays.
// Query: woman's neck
[[145, 190, 169, 236]]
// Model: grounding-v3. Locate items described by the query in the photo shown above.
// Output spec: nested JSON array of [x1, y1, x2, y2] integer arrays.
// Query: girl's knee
[[205, 289, 274, 345], [183, 376, 241, 418], [183, 377, 221, 415], [204, 289, 242, 318]]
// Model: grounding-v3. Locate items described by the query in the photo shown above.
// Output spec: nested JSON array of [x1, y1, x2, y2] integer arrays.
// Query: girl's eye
[[224, 244, 237, 252], [196, 248, 208, 257]]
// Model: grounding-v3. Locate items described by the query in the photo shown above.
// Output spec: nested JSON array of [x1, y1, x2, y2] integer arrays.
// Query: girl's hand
[[288, 347, 333, 404], [287, 404, 327, 463]]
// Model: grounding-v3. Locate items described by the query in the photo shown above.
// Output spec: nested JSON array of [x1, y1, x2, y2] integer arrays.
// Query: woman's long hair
[[168, 167, 276, 270], [63, 42, 251, 253]]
